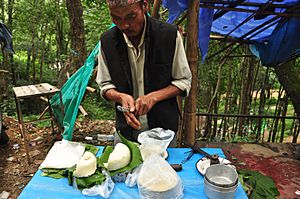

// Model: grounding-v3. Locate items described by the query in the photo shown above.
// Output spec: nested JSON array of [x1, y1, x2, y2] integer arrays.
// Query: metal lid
[[204, 164, 238, 188]]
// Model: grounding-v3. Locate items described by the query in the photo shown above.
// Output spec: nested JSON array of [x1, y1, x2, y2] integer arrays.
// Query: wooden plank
[[39, 96, 48, 102], [14, 83, 60, 98], [86, 86, 96, 93], [36, 84, 46, 93], [28, 85, 42, 95], [79, 105, 88, 117], [0, 69, 9, 73], [22, 86, 35, 96], [41, 83, 59, 93], [13, 87, 25, 97]]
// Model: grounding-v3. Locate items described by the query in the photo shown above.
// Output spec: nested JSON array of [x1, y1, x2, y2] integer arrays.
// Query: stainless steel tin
[[204, 164, 238, 199]]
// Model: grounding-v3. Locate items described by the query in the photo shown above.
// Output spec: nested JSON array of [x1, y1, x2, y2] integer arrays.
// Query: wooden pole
[[151, 0, 162, 19], [183, 0, 199, 146], [79, 105, 88, 117]]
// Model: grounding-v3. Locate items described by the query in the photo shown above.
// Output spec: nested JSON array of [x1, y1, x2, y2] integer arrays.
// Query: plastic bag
[[137, 128, 175, 160], [40, 140, 85, 169], [125, 164, 142, 187], [81, 170, 115, 198], [137, 155, 183, 199]]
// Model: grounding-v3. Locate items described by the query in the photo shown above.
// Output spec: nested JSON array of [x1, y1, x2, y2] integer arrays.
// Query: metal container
[[204, 164, 238, 199]]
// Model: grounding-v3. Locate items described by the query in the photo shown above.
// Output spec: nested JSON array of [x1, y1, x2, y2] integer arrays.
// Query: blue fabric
[[251, 14, 300, 66], [0, 23, 14, 54], [19, 147, 248, 199], [162, 0, 188, 23], [199, 8, 214, 62], [162, 0, 300, 66]]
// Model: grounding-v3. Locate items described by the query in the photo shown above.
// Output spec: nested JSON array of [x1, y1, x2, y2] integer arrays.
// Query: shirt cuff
[[171, 80, 191, 97], [100, 84, 116, 100]]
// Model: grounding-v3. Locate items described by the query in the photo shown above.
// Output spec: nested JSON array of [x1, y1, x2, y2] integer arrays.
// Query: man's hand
[[104, 89, 141, 130], [135, 85, 182, 116], [118, 93, 141, 130], [135, 94, 157, 116]]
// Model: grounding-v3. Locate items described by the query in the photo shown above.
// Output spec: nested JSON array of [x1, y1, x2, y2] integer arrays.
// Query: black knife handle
[[171, 164, 183, 172]]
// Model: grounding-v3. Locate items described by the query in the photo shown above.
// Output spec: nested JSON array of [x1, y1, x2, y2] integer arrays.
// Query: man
[[96, 0, 192, 144]]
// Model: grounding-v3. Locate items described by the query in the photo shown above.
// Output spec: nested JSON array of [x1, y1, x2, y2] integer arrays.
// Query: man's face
[[109, 2, 146, 39]]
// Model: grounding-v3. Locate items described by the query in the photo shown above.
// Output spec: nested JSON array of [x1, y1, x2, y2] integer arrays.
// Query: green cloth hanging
[[50, 42, 100, 140]]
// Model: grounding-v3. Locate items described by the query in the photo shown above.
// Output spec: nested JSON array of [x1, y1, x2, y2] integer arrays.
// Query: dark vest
[[100, 16, 179, 141]]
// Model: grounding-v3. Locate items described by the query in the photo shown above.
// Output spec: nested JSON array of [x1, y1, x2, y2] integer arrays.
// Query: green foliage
[[82, 0, 112, 50], [84, 143, 99, 155], [238, 169, 280, 199], [97, 133, 143, 176], [231, 135, 257, 143], [81, 92, 115, 120], [76, 170, 106, 190], [41, 168, 67, 179], [1, 0, 298, 145]]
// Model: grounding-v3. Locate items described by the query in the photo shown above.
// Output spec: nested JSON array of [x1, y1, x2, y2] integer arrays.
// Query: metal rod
[[210, 35, 253, 44], [197, 112, 300, 120], [213, 0, 246, 20], [200, 0, 294, 9], [224, 0, 276, 38], [207, 12, 281, 59], [200, 5, 300, 17], [23, 117, 52, 124]]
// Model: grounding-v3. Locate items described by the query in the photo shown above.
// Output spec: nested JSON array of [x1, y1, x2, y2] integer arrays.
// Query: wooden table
[[13, 83, 64, 164]]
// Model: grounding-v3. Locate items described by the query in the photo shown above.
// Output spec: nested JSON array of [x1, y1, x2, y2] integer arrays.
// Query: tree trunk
[[211, 95, 218, 141], [40, 22, 48, 82], [273, 61, 300, 117], [237, 47, 256, 136], [26, 49, 31, 81], [183, 0, 199, 146], [0, 0, 4, 22], [292, 123, 299, 143], [222, 60, 233, 140], [151, 0, 161, 19], [65, 0, 86, 69], [207, 58, 226, 112], [7, 0, 16, 85], [257, 67, 269, 141], [31, 27, 36, 83], [269, 86, 283, 142], [55, 0, 66, 63], [280, 94, 288, 143]]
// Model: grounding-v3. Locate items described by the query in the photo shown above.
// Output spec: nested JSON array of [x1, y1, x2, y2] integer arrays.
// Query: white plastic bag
[[81, 170, 115, 198], [138, 155, 183, 199], [138, 128, 175, 160], [125, 164, 142, 187], [40, 139, 85, 169]]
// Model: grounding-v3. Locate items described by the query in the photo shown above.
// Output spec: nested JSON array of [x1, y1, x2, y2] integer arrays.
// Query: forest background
[[0, 0, 299, 144]]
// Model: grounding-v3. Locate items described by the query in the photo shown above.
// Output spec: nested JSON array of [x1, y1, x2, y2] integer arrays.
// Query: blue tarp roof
[[162, 0, 300, 67]]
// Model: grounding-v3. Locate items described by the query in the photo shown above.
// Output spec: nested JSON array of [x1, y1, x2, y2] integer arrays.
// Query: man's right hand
[[104, 89, 141, 130], [118, 93, 141, 130]]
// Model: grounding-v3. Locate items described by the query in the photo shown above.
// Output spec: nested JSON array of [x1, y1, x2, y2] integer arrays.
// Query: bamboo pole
[[86, 86, 96, 93], [182, 0, 199, 146], [79, 105, 88, 117], [151, 0, 161, 19]]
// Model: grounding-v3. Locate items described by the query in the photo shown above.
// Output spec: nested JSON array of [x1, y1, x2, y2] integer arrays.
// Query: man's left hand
[[134, 94, 157, 116]]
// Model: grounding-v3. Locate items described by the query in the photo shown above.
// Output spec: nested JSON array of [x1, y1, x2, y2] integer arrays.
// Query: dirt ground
[[0, 115, 115, 199], [1, 115, 300, 199]]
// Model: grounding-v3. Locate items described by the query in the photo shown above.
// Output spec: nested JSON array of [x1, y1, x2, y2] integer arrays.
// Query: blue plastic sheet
[[19, 147, 248, 199], [162, 0, 300, 67], [250, 14, 300, 66], [0, 23, 14, 54]]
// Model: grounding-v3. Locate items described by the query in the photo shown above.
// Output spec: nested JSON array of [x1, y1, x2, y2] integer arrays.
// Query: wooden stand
[[13, 83, 64, 164]]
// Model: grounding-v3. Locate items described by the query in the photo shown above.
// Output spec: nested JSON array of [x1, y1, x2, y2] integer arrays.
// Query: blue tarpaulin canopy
[[162, 0, 300, 67]]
